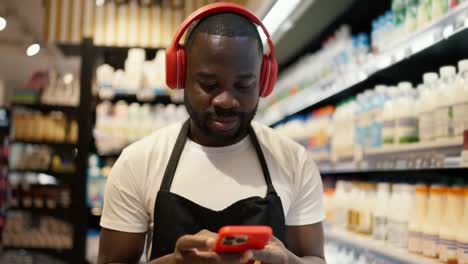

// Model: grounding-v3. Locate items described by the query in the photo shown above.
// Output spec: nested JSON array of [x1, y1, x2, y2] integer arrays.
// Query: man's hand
[[250, 236, 289, 264], [174, 229, 253, 264]]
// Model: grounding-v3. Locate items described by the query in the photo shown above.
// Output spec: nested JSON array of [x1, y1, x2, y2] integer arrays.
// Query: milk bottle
[[408, 185, 428, 254], [419, 73, 439, 142], [453, 59, 468, 136], [439, 186, 464, 263], [457, 187, 468, 264], [396, 82, 419, 143], [422, 185, 447, 258], [434, 66, 457, 139], [373, 182, 390, 241]]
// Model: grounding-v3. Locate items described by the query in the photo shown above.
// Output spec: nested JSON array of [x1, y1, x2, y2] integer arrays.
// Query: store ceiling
[[0, 0, 273, 91], [274, 0, 356, 69]]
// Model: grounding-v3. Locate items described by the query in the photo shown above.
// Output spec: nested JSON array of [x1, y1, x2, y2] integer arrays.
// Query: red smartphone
[[213, 225, 272, 253]]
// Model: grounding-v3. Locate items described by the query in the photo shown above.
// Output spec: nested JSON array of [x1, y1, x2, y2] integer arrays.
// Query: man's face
[[185, 33, 262, 145]]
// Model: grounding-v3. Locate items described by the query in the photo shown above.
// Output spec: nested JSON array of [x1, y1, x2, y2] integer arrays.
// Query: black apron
[[149, 120, 286, 260]]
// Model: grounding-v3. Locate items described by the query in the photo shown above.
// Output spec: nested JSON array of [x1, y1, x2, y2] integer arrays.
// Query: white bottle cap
[[375, 85, 387, 93], [440, 66, 456, 77], [458, 59, 468, 72], [398, 82, 412, 90], [423, 72, 438, 84]]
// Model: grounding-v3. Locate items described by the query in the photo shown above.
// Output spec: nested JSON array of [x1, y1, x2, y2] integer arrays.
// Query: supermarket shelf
[[12, 102, 78, 114], [3, 246, 72, 259], [326, 228, 438, 264], [9, 168, 75, 179], [314, 137, 466, 174], [99, 92, 181, 105], [10, 140, 78, 151], [8, 207, 72, 220], [258, 3, 468, 126], [364, 137, 463, 156]]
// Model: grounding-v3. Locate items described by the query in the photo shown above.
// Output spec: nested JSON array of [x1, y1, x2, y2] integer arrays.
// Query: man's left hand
[[250, 236, 289, 264]]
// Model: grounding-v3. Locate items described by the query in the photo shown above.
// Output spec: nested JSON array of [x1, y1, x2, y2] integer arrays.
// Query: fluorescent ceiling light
[[96, 0, 105, 7], [0, 16, 6, 31], [262, 0, 301, 39], [26, 43, 40, 56]]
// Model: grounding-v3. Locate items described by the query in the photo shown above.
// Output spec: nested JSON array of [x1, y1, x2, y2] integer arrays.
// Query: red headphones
[[165, 2, 277, 98]]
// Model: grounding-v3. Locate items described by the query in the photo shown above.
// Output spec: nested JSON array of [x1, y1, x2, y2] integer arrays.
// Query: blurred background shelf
[[326, 228, 438, 264], [10, 140, 78, 151], [11, 102, 78, 114], [9, 168, 75, 179]]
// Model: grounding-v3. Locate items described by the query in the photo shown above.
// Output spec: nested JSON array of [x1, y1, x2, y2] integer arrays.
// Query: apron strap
[[160, 120, 277, 196], [160, 120, 190, 191], [248, 125, 277, 196]]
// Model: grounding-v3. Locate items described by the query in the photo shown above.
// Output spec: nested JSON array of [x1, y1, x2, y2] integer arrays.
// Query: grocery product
[[432, 0, 448, 18], [395, 82, 419, 143], [94, 102, 187, 154], [417, 0, 433, 28], [408, 185, 429, 254], [434, 66, 457, 139], [418, 72, 439, 142], [373, 182, 390, 241], [388, 184, 413, 248], [439, 186, 464, 263], [453, 59, 468, 136], [457, 188, 468, 264], [406, 0, 420, 33], [422, 185, 447, 258]]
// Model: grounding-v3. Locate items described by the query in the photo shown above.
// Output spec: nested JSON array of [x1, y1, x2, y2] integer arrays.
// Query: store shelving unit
[[11, 103, 78, 114], [326, 228, 438, 264], [258, 2, 468, 126], [3, 39, 95, 264]]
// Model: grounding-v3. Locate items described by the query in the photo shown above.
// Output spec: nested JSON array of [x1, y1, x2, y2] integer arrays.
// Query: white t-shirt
[[100, 121, 325, 235]]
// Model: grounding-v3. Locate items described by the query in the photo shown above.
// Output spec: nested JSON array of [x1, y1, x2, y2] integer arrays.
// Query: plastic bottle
[[333, 181, 349, 229], [387, 184, 400, 246], [452, 59, 468, 137], [419, 73, 439, 142], [392, 0, 407, 37], [358, 183, 375, 235], [439, 186, 464, 263], [369, 86, 388, 148], [373, 183, 391, 241], [408, 185, 429, 254], [457, 188, 468, 264], [422, 185, 447, 258], [432, 0, 448, 19], [396, 82, 419, 143], [406, 0, 420, 34], [417, 0, 432, 28], [434, 66, 457, 139]]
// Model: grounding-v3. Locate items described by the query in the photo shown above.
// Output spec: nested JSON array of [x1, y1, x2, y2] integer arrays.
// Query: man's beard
[[184, 91, 258, 144]]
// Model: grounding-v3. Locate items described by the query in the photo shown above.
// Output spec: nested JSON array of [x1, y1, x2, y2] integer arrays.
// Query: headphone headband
[[169, 2, 275, 59]]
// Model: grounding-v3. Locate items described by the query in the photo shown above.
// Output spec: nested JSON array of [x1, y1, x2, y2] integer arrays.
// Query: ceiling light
[[96, 0, 105, 6], [26, 44, 40, 56], [0, 16, 6, 31], [63, 73, 74, 84], [262, 0, 301, 41]]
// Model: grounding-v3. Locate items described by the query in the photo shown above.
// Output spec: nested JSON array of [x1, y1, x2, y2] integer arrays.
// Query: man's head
[[183, 12, 264, 147]]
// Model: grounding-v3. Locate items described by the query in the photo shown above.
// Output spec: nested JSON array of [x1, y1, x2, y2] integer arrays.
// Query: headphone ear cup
[[165, 46, 179, 89], [259, 56, 269, 97], [176, 47, 187, 89], [263, 57, 278, 97]]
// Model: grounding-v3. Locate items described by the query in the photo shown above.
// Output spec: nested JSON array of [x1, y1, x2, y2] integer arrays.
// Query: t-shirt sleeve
[[100, 150, 149, 233], [285, 150, 325, 226]]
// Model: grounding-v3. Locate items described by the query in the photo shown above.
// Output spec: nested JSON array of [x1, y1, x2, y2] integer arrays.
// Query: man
[[98, 5, 326, 264]]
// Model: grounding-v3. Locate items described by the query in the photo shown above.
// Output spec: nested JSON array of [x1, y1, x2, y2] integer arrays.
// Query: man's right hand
[[173, 229, 253, 264]]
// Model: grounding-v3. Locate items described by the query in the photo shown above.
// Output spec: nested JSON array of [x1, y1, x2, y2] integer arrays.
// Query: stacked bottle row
[[373, 0, 467, 52], [2, 212, 73, 249], [8, 174, 71, 210], [12, 109, 78, 144], [324, 181, 468, 263], [275, 60, 468, 159], [95, 101, 187, 154], [13, 71, 80, 107]]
